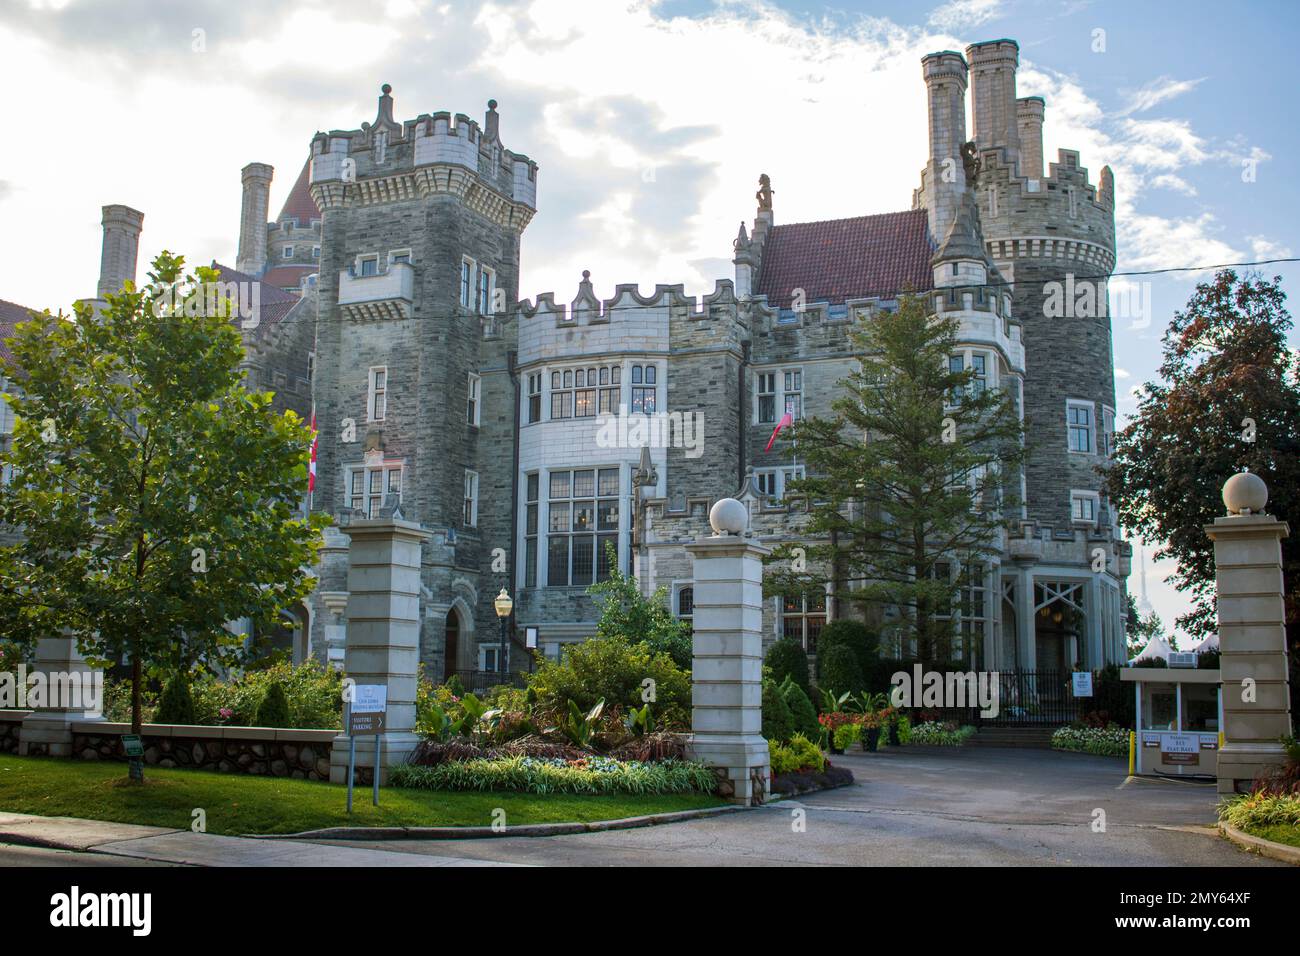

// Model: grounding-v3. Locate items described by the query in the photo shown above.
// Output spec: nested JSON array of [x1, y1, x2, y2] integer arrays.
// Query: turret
[[967, 39, 1020, 167], [236, 163, 273, 276], [919, 51, 969, 242], [96, 204, 145, 299], [1016, 96, 1045, 181]]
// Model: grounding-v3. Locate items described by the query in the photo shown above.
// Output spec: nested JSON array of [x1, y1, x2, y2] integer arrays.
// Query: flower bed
[[390, 754, 716, 796], [1051, 724, 1128, 757], [908, 721, 976, 746]]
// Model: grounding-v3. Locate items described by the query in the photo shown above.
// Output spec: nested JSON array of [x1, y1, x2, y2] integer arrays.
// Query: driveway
[[306, 747, 1283, 867]]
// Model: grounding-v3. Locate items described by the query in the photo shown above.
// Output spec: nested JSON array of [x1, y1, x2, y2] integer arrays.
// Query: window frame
[[1070, 489, 1100, 525], [460, 257, 476, 308], [1066, 399, 1094, 454], [367, 366, 388, 422], [349, 463, 402, 518], [466, 372, 481, 427], [754, 366, 803, 424], [464, 469, 480, 528], [545, 467, 620, 587]]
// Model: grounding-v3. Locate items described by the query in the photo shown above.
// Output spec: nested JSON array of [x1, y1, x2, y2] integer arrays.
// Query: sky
[[1, 0, 1297, 644]]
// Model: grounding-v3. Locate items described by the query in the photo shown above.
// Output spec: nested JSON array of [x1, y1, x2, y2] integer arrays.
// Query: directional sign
[[349, 711, 386, 735]]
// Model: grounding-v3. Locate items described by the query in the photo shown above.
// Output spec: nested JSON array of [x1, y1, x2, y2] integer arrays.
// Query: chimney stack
[[966, 39, 1020, 166], [236, 162, 273, 276], [96, 205, 145, 299], [1016, 96, 1045, 180], [920, 50, 969, 242]]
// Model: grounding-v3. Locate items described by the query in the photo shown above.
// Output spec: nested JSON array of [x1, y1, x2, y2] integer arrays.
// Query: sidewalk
[[0, 812, 521, 867]]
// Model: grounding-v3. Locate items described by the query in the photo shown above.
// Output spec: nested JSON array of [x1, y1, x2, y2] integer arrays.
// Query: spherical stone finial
[[1223, 471, 1268, 516], [581, 270, 591, 281], [488, 98, 498, 110], [709, 497, 748, 536]]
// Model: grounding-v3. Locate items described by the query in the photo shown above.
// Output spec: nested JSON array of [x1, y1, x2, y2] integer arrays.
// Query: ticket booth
[[1121, 667, 1221, 777]]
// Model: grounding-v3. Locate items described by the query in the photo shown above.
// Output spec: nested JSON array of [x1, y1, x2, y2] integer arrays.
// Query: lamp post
[[494, 587, 513, 675]]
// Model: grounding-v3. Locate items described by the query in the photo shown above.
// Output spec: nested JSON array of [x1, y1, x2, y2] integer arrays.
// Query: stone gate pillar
[[684, 498, 770, 806], [329, 508, 430, 785], [1206, 473, 1293, 793], [18, 633, 104, 757]]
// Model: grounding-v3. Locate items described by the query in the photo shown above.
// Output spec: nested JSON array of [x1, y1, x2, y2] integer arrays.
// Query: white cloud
[[1247, 235, 1293, 262], [1148, 173, 1197, 196], [1117, 76, 1205, 116], [927, 0, 1004, 31], [1114, 367, 1130, 379]]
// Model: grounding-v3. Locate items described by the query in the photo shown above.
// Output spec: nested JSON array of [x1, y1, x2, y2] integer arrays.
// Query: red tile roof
[[261, 265, 314, 292], [755, 209, 934, 308], [210, 263, 302, 331], [0, 298, 42, 366], [276, 158, 319, 227]]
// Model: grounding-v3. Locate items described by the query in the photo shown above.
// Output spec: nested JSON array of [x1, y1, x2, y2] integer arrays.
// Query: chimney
[[236, 162, 273, 276], [96, 205, 145, 299], [1016, 96, 1045, 180], [920, 50, 969, 242], [966, 39, 1020, 165]]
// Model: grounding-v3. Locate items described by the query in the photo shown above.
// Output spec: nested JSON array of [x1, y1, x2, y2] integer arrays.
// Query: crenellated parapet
[[307, 86, 538, 233]]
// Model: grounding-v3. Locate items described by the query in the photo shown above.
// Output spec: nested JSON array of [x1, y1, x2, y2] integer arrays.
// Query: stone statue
[[960, 141, 980, 186], [756, 173, 773, 211]]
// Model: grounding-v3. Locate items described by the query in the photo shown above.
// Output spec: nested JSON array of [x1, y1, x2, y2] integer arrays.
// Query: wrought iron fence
[[444, 669, 527, 695]]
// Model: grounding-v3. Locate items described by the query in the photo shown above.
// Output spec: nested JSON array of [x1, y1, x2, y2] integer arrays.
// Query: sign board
[[1071, 672, 1093, 697], [1160, 732, 1198, 764], [121, 734, 145, 757], [348, 684, 387, 736], [525, 626, 538, 650]]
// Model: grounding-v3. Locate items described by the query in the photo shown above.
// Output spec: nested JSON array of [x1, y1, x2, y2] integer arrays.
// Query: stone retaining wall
[[0, 711, 337, 780]]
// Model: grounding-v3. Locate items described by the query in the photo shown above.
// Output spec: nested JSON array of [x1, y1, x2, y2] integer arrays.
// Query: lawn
[[0, 755, 725, 835], [1243, 823, 1300, 850]]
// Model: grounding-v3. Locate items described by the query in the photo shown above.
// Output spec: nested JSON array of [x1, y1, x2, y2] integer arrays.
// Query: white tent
[[1188, 633, 1219, 654], [1129, 634, 1173, 664]]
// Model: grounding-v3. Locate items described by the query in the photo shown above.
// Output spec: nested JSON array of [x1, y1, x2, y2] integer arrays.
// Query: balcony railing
[[338, 261, 413, 321]]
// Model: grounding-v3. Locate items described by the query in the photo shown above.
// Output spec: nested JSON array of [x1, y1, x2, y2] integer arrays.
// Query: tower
[[307, 84, 538, 675], [915, 51, 969, 243], [236, 163, 274, 277], [96, 204, 145, 300]]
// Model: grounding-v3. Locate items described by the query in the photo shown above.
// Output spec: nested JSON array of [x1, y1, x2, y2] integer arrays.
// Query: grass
[[0, 755, 725, 835], [1241, 823, 1300, 849]]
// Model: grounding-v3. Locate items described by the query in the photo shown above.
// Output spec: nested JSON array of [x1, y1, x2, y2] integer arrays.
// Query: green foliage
[[780, 676, 820, 739], [102, 678, 158, 724], [816, 619, 878, 679], [1219, 791, 1300, 831], [908, 721, 976, 746], [0, 253, 331, 736], [817, 643, 865, 697], [1051, 724, 1128, 757], [765, 638, 810, 696], [390, 756, 717, 796], [445, 673, 465, 698], [1089, 663, 1135, 729], [526, 637, 690, 722], [191, 661, 342, 728], [764, 294, 1026, 661], [587, 542, 692, 669], [253, 681, 292, 728], [624, 702, 655, 737], [1105, 270, 1300, 640], [155, 674, 196, 725], [547, 698, 606, 750], [833, 722, 862, 750], [784, 733, 827, 773], [761, 680, 795, 742]]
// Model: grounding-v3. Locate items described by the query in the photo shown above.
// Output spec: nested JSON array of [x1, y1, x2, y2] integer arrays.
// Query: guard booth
[[1122, 663, 1222, 777]]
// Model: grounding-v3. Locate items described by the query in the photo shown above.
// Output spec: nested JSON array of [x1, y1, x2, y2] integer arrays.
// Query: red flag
[[764, 412, 794, 452], [308, 409, 318, 493]]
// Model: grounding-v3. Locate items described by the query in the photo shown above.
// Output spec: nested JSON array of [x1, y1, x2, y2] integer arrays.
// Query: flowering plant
[[818, 711, 858, 733]]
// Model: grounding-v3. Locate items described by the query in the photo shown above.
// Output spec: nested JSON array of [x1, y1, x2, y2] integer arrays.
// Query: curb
[[1219, 821, 1300, 865], [249, 802, 746, 841]]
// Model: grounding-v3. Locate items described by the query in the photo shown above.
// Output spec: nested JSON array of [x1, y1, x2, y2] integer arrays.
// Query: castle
[[0, 37, 1132, 680]]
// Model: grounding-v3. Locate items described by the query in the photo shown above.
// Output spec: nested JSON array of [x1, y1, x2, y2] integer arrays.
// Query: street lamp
[[494, 587, 513, 675]]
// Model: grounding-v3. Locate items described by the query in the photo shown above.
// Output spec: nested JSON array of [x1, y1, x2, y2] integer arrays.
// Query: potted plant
[[833, 721, 862, 752], [859, 709, 883, 751], [818, 711, 855, 754]]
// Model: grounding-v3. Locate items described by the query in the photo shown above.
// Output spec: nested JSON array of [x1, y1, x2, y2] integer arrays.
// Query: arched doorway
[[443, 608, 460, 683]]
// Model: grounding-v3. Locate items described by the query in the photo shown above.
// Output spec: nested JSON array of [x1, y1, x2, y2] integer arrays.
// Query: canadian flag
[[308, 410, 318, 493], [764, 412, 794, 452]]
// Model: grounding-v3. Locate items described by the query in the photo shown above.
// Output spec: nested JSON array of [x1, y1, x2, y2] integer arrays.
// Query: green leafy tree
[[0, 253, 329, 749], [1104, 270, 1300, 641], [765, 637, 811, 696], [1123, 592, 1171, 657], [587, 542, 692, 669], [765, 294, 1025, 662]]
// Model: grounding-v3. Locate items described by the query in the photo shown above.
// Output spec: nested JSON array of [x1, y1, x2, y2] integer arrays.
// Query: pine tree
[[765, 294, 1024, 663]]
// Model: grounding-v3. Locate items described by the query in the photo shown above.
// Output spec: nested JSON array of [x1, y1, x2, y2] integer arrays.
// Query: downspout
[[507, 346, 523, 674]]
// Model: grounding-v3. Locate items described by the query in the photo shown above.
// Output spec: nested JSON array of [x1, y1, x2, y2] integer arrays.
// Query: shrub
[[833, 722, 862, 750], [526, 637, 690, 724], [1219, 791, 1300, 831], [445, 673, 466, 697], [817, 643, 865, 697], [785, 732, 826, 772], [390, 755, 716, 795], [101, 678, 158, 724], [1051, 723, 1128, 757], [588, 544, 693, 669], [816, 620, 878, 679], [908, 721, 976, 746], [762, 680, 795, 742], [253, 681, 292, 728], [191, 660, 342, 728], [780, 676, 820, 740], [1091, 664, 1134, 729], [765, 638, 810, 696], [156, 674, 196, 725]]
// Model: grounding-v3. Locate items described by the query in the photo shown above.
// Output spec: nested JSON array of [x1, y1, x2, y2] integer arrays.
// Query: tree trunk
[[131, 648, 142, 735]]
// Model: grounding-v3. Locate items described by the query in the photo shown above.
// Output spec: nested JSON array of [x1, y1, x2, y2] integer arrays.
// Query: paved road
[[308, 748, 1282, 867]]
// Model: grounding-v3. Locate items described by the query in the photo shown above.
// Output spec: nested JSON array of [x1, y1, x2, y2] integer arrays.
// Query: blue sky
[[0, 0, 1295, 642]]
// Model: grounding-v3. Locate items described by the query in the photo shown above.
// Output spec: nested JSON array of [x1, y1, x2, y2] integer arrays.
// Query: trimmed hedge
[[780, 677, 820, 739], [816, 620, 878, 680], [766, 638, 811, 696], [817, 643, 865, 697], [762, 680, 795, 742]]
